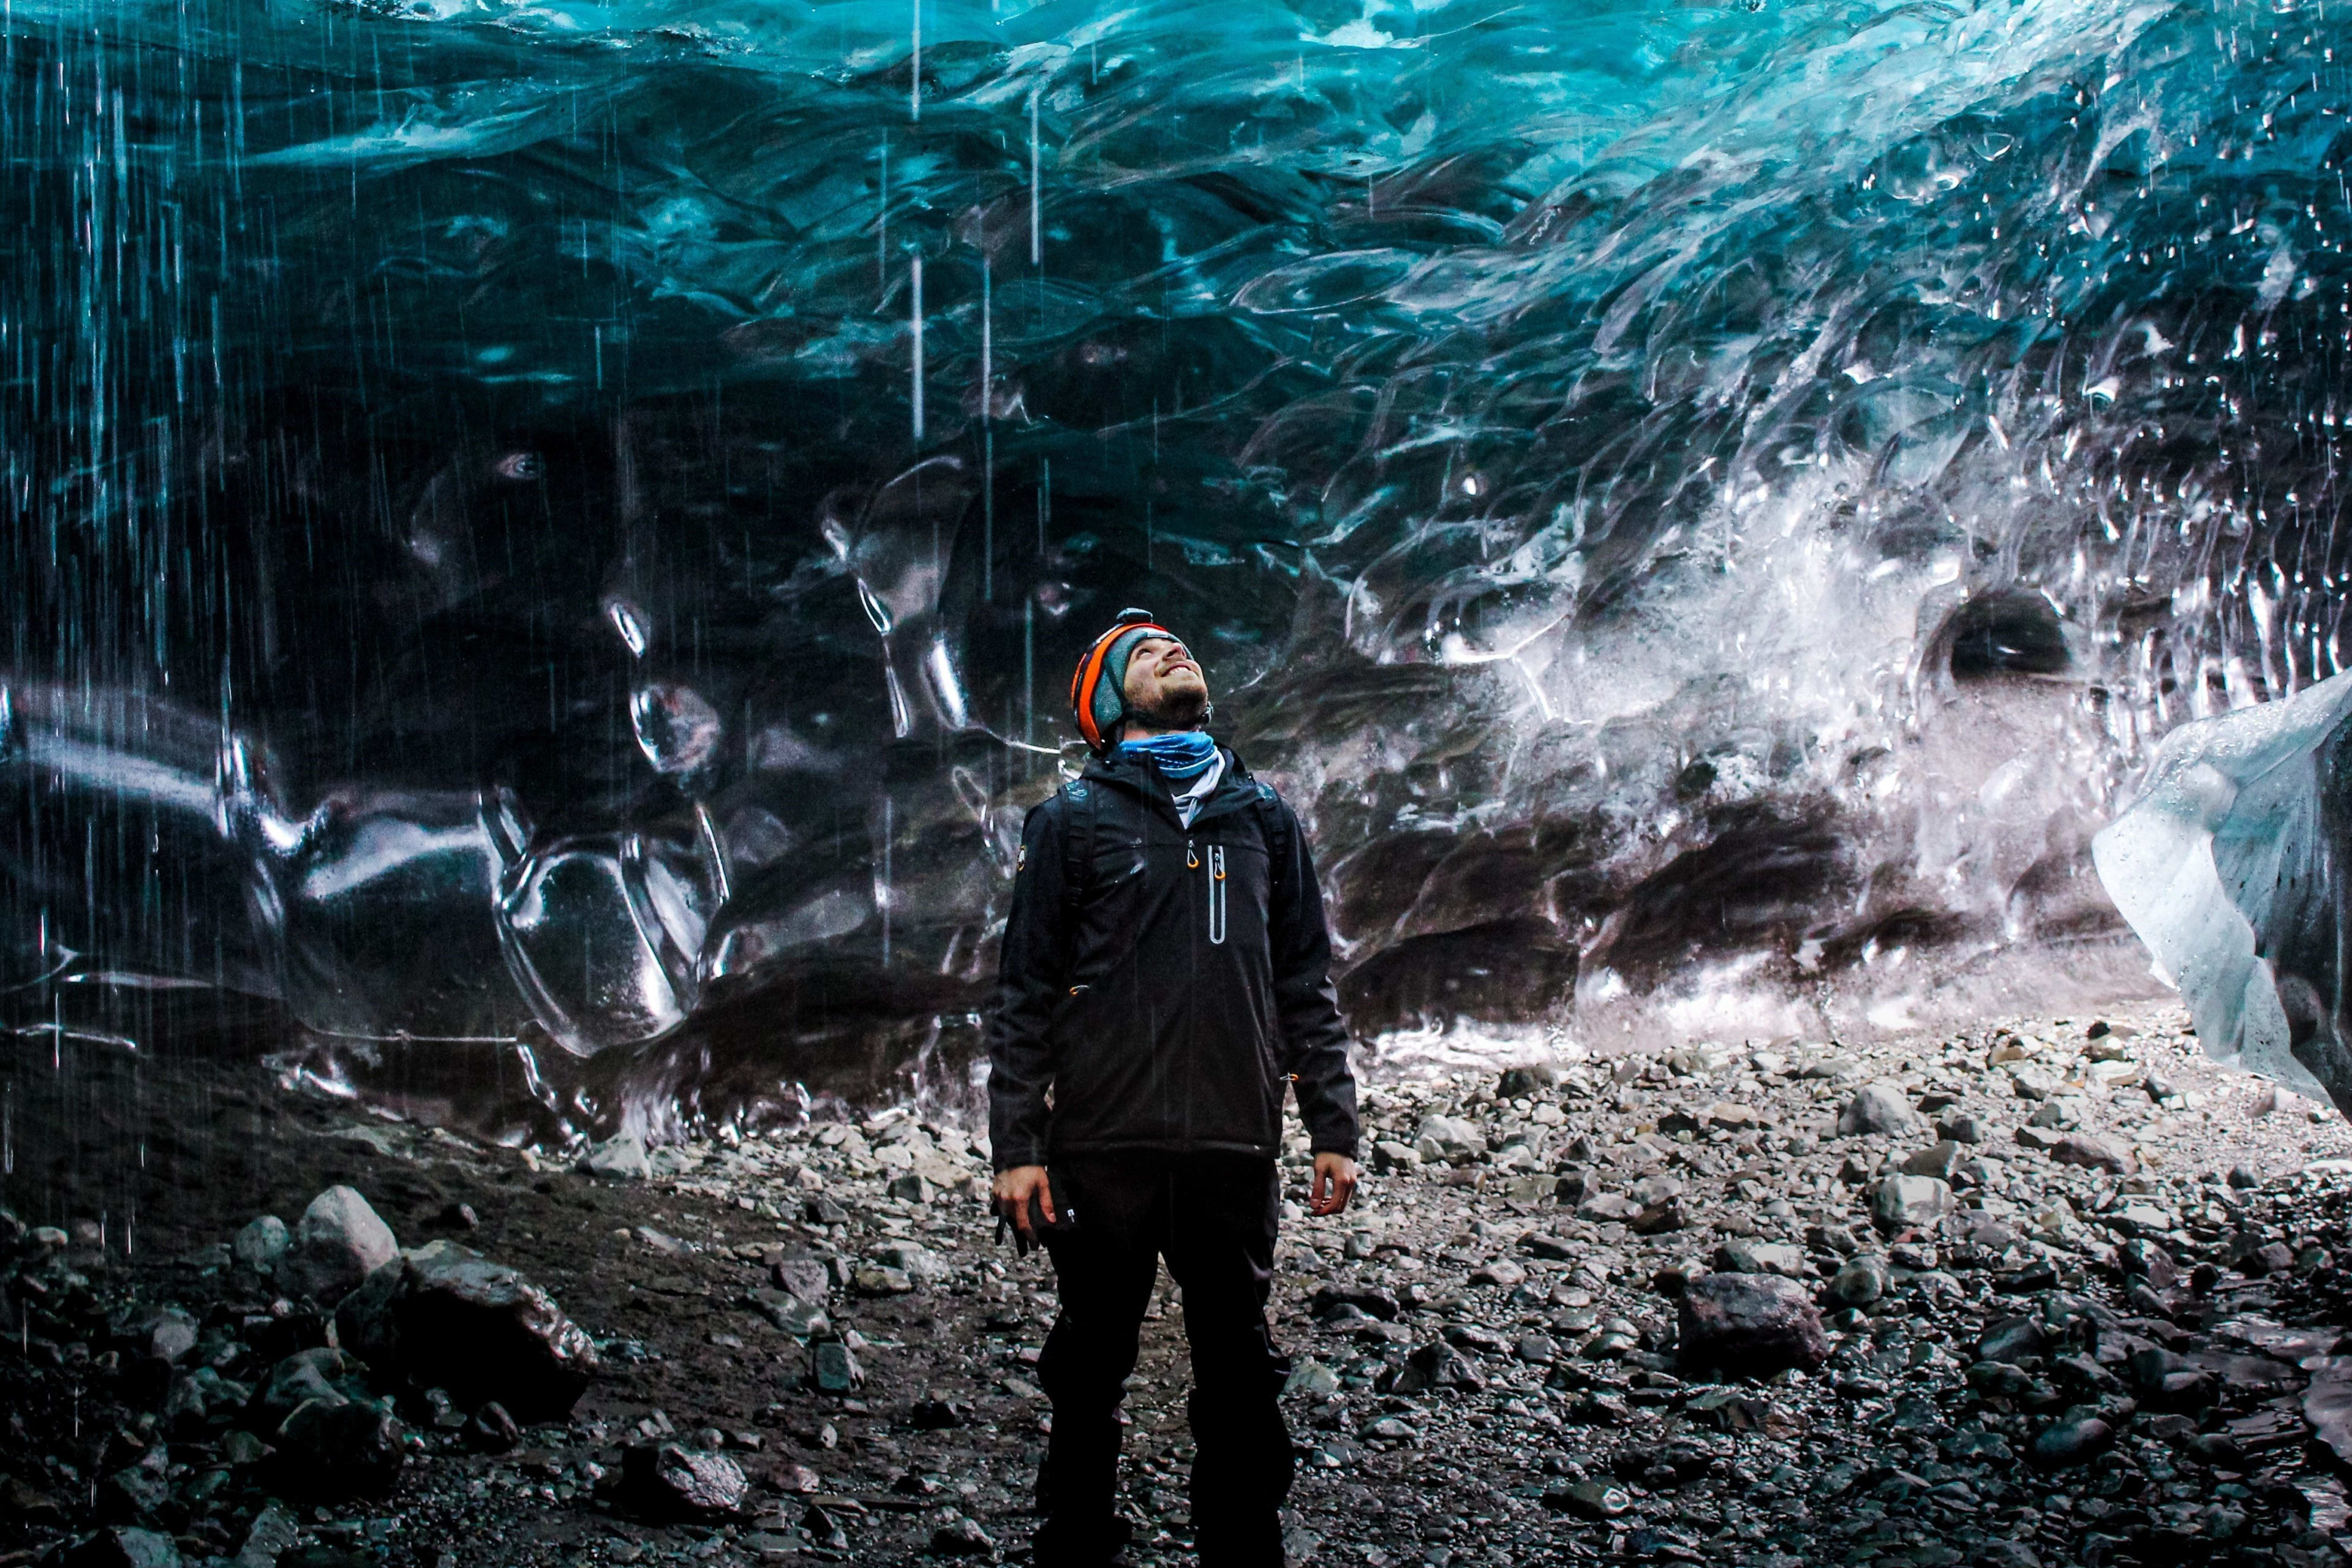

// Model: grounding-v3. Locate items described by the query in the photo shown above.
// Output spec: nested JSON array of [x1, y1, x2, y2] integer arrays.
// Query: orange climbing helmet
[[1068, 608, 1179, 753]]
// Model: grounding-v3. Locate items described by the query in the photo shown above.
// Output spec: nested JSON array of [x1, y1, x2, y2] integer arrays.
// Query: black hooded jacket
[[986, 746, 1359, 1170]]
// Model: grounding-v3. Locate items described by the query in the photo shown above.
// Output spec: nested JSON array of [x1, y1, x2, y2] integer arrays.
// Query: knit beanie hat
[[1069, 608, 1178, 752]]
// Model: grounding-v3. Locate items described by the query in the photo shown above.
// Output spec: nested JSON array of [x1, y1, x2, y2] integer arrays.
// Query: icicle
[[981, 255, 994, 601], [910, 0, 922, 122], [1029, 89, 1042, 267], [878, 130, 890, 299], [911, 251, 925, 442]]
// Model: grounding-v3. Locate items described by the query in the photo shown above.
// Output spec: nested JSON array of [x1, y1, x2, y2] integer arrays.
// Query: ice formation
[[2095, 671, 2352, 1117], [5, 0, 2350, 1135]]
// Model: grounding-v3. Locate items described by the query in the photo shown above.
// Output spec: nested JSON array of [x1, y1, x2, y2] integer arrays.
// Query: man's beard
[[1126, 684, 1210, 732]]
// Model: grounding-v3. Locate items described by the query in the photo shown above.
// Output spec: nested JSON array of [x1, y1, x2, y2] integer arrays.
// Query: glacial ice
[[4, 0, 2352, 1134], [2095, 671, 2352, 1118]]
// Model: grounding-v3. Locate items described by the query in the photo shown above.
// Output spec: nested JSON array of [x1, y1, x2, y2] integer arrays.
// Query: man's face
[[1121, 636, 1210, 730]]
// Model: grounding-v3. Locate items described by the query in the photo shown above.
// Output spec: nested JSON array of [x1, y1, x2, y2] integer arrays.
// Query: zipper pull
[[1186, 839, 1199, 870]]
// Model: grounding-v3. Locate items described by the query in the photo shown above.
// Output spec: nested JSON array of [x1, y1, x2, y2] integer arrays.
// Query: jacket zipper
[[1207, 843, 1227, 946]]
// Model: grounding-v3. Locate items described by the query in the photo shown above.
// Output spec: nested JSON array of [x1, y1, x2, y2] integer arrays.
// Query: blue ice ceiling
[[5, 0, 2350, 1136]]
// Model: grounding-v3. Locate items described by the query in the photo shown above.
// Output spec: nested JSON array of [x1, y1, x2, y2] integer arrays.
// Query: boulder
[[279, 1188, 399, 1306], [1838, 1082, 1922, 1137], [1677, 1273, 1829, 1374], [333, 1240, 598, 1422]]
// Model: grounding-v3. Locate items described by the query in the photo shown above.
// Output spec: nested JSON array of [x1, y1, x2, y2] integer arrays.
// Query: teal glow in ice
[[7, 0, 2352, 1130]]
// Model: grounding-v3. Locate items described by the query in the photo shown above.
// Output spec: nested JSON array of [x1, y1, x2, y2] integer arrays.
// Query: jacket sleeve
[[1266, 796, 1360, 1158], [987, 797, 1066, 1172]]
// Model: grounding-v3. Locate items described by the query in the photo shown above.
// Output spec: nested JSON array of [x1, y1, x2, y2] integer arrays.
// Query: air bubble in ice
[[605, 597, 650, 659], [630, 684, 722, 774]]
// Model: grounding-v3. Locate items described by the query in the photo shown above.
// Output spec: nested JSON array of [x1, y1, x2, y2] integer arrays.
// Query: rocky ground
[[10, 1003, 2352, 1567]]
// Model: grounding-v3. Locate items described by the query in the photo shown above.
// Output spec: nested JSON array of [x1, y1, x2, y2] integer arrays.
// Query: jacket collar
[[1083, 742, 1261, 827]]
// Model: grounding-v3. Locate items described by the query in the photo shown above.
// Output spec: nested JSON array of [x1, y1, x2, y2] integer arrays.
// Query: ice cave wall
[[6, 0, 2352, 1136]]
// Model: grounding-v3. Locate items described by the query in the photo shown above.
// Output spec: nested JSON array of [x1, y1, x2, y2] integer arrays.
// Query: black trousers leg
[[1036, 1167, 1160, 1565], [1163, 1156, 1291, 1568]]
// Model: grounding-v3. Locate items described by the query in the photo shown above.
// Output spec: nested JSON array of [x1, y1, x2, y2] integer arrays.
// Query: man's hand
[[1308, 1152, 1358, 1216], [993, 1164, 1055, 1242]]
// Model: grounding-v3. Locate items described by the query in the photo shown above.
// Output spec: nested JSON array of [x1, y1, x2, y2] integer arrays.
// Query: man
[[988, 608, 1362, 1568]]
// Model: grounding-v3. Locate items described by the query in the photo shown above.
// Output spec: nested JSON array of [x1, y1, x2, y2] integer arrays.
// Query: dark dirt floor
[[10, 1004, 2352, 1568]]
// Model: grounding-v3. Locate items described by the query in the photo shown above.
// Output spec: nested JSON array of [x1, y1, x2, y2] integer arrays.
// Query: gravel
[[10, 1004, 2352, 1566]]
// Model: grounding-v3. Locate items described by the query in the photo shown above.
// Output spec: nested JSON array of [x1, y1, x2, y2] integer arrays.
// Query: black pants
[[1034, 1152, 1292, 1567]]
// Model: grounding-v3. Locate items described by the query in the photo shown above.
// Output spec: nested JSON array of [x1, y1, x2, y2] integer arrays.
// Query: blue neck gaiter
[[1119, 731, 1219, 781]]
